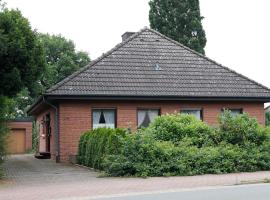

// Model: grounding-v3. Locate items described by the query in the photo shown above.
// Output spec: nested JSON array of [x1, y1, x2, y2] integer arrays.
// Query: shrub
[[266, 112, 270, 126], [0, 122, 8, 165], [80, 113, 270, 177], [77, 128, 127, 169], [218, 111, 268, 146], [103, 133, 180, 177], [148, 113, 215, 147]]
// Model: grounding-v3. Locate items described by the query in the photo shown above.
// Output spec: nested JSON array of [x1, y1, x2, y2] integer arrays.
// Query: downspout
[[42, 96, 60, 163]]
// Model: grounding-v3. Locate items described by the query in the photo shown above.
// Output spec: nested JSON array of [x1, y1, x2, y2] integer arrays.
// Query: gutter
[[42, 96, 60, 163]]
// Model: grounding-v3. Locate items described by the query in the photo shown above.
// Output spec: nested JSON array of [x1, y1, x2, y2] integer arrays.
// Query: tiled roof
[[46, 28, 270, 99]]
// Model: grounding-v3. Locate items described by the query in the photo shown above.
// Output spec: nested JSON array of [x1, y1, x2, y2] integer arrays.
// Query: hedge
[[77, 128, 127, 169], [78, 112, 270, 177]]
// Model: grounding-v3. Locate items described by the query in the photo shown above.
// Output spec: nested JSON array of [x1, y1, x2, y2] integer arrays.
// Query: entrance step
[[35, 152, 51, 159]]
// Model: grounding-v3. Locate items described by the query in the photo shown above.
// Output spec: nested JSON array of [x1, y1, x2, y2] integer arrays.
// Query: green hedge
[[78, 112, 270, 177], [77, 128, 127, 169], [266, 112, 270, 126]]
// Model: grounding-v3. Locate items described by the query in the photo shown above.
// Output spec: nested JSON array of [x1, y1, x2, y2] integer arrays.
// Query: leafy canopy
[[149, 0, 207, 54], [0, 7, 45, 97], [38, 33, 90, 89]]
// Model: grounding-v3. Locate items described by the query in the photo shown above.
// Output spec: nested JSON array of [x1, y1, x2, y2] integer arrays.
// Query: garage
[[7, 129, 26, 154], [7, 118, 33, 154]]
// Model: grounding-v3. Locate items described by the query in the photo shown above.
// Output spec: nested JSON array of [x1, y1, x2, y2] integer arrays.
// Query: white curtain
[[138, 110, 146, 127], [138, 109, 159, 128], [103, 110, 115, 128], [93, 110, 101, 129], [148, 110, 159, 122], [93, 110, 115, 129]]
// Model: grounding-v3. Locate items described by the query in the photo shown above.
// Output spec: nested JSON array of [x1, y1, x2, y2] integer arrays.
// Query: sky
[[5, 0, 270, 106]]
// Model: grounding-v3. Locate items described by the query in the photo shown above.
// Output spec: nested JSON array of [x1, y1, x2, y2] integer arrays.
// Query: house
[[7, 117, 33, 154], [28, 28, 270, 162]]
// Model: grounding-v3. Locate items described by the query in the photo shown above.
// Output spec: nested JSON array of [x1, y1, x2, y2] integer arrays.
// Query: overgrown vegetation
[[266, 112, 270, 126], [32, 121, 40, 153], [77, 128, 127, 169], [0, 97, 10, 178], [78, 111, 270, 177]]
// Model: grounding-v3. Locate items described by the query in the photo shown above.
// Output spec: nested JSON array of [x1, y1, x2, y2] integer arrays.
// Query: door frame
[[45, 113, 51, 152]]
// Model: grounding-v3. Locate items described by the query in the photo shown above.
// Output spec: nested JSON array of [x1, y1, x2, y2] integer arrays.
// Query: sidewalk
[[1, 155, 270, 200]]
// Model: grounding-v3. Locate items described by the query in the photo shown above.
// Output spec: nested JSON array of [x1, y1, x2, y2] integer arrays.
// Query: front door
[[45, 114, 51, 152]]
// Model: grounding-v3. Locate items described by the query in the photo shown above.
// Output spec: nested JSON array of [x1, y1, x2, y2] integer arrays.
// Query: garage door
[[7, 129, 26, 154]]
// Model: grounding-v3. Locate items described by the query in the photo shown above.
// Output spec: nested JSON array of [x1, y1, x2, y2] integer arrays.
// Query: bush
[[103, 133, 180, 177], [148, 113, 215, 147], [80, 113, 270, 177], [266, 112, 270, 126], [77, 128, 127, 169], [218, 111, 268, 146]]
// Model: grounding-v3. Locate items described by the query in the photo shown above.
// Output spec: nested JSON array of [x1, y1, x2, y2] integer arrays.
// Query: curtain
[[138, 109, 159, 128], [148, 110, 159, 122], [93, 110, 101, 129], [93, 109, 115, 129], [103, 110, 115, 128], [138, 110, 146, 127]]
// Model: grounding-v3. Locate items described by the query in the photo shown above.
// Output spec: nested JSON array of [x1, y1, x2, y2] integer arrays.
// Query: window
[[92, 109, 116, 129], [137, 109, 160, 128], [180, 108, 203, 120], [221, 108, 243, 117]]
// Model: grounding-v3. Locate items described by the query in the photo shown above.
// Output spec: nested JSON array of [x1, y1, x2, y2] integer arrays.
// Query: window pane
[[138, 109, 159, 128], [181, 109, 202, 120], [93, 109, 115, 129], [222, 109, 242, 117]]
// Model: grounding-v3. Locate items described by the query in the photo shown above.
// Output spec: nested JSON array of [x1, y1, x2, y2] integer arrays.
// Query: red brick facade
[[36, 100, 265, 162]]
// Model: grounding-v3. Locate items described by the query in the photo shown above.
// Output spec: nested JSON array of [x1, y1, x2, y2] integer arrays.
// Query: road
[[93, 184, 270, 200]]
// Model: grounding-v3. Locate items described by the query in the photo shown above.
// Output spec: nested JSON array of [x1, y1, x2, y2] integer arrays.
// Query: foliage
[[100, 112, 270, 177], [148, 113, 215, 146], [0, 7, 45, 97], [9, 34, 91, 118], [149, 0, 207, 54], [266, 112, 270, 126], [77, 128, 127, 169], [218, 110, 267, 146], [32, 121, 39, 152], [0, 96, 10, 178], [38, 33, 90, 90]]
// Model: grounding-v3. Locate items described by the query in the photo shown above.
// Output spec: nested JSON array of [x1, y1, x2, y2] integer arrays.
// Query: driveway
[[1, 154, 270, 200]]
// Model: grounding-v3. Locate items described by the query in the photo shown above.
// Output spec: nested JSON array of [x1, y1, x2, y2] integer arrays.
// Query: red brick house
[[28, 28, 270, 162]]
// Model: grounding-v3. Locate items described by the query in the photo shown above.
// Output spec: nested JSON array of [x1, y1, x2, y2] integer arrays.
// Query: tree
[[0, 7, 45, 97], [38, 33, 90, 90], [149, 0, 207, 54], [8, 34, 91, 118]]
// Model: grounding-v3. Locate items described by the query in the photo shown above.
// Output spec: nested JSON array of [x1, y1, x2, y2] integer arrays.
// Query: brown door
[[45, 114, 51, 152], [7, 129, 26, 154]]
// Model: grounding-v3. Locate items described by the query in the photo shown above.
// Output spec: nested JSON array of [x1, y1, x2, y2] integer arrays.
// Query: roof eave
[[45, 94, 270, 102], [28, 94, 270, 115]]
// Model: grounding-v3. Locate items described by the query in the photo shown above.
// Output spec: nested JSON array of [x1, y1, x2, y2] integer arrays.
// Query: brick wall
[[57, 100, 264, 162], [7, 121, 32, 151]]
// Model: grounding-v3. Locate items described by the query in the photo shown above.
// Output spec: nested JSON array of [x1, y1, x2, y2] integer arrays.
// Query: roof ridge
[[46, 27, 149, 94], [146, 28, 270, 93]]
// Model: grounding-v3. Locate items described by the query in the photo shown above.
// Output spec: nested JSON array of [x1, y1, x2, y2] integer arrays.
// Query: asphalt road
[[92, 183, 270, 200]]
